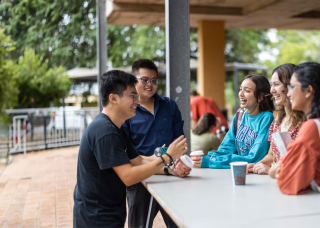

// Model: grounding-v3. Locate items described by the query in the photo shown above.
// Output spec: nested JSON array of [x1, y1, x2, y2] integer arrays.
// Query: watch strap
[[164, 166, 171, 175]]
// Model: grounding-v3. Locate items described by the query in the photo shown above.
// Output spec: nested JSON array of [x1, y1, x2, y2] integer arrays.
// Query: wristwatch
[[155, 148, 163, 157], [164, 166, 171, 175]]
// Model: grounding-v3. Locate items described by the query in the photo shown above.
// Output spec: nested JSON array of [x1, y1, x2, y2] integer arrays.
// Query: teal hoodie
[[201, 110, 274, 169]]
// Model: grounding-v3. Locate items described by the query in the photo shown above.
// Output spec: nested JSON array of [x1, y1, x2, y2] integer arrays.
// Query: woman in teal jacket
[[192, 75, 275, 169]]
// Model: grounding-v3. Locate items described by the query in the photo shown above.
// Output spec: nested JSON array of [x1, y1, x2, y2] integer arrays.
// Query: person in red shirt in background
[[269, 62, 320, 195], [190, 90, 229, 134]]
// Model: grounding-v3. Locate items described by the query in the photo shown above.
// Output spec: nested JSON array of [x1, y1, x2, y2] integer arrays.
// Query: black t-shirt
[[73, 113, 139, 228]]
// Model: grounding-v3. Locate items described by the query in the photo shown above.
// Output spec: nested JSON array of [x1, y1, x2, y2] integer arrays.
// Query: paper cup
[[180, 155, 194, 169], [230, 162, 248, 186], [190, 151, 204, 168], [190, 150, 204, 156], [174, 155, 193, 176]]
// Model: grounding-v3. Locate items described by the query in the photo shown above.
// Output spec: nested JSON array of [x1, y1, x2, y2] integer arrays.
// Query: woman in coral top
[[247, 64, 304, 174], [269, 62, 320, 195]]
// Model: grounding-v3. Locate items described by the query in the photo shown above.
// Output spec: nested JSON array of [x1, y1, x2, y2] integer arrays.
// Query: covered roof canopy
[[107, 0, 320, 29]]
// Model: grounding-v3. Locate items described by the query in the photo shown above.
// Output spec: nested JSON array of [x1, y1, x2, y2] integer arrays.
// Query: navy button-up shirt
[[122, 94, 184, 156]]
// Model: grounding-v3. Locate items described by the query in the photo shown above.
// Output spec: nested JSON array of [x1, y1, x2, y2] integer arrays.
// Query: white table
[[141, 169, 320, 228]]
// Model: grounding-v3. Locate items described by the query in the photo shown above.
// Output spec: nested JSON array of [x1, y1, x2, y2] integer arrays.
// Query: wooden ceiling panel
[[189, 0, 257, 8], [107, 0, 320, 30], [113, 0, 258, 7], [113, 0, 164, 4], [108, 11, 165, 26]]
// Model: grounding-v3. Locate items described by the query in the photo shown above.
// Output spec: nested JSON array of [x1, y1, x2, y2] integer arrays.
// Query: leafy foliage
[[263, 30, 320, 74], [108, 26, 271, 67], [14, 48, 71, 108], [225, 29, 270, 63], [0, 28, 17, 116], [1, 0, 97, 69], [108, 25, 166, 67], [1, 1, 271, 69]]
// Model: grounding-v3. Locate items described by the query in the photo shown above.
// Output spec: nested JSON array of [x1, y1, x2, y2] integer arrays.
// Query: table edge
[[141, 180, 187, 228]]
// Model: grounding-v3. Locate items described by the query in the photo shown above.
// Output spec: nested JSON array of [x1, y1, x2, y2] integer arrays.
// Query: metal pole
[[43, 116, 47, 149], [62, 94, 66, 138], [30, 113, 34, 141], [17, 120, 21, 149], [96, 0, 107, 112], [13, 117, 16, 149], [234, 68, 239, 112], [165, 0, 190, 154], [23, 119, 27, 155]]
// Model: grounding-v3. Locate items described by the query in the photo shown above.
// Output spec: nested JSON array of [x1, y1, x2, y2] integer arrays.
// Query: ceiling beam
[[242, 0, 282, 15], [107, 2, 243, 16], [107, 0, 283, 17]]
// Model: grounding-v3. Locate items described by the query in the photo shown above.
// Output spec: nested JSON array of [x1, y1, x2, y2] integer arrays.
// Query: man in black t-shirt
[[73, 70, 188, 228]]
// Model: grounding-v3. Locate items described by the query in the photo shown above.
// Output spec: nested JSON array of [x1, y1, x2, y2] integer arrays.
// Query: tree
[[0, 0, 97, 69], [263, 30, 320, 74], [108, 25, 166, 67], [225, 29, 270, 63], [0, 28, 17, 118], [276, 30, 320, 64], [108, 26, 271, 67], [1, 1, 271, 70], [14, 48, 71, 108]]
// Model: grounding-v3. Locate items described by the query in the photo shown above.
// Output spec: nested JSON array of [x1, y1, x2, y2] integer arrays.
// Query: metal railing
[[2, 107, 99, 154]]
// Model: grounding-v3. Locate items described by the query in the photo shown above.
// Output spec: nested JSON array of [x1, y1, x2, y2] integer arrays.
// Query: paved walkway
[[0, 146, 166, 227]]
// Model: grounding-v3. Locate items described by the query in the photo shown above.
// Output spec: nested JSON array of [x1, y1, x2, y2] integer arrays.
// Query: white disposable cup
[[230, 162, 248, 186], [190, 151, 204, 168], [180, 155, 194, 169], [190, 150, 204, 156]]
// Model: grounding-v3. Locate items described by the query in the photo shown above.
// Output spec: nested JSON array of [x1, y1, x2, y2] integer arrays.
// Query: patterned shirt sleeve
[[268, 120, 275, 142]]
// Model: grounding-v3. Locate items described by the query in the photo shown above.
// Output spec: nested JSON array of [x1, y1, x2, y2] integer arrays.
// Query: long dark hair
[[293, 62, 320, 119], [272, 64, 304, 127], [192, 113, 216, 135], [244, 75, 275, 113]]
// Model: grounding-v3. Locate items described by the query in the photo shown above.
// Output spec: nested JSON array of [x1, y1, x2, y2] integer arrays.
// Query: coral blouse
[[268, 118, 302, 162], [277, 118, 320, 195]]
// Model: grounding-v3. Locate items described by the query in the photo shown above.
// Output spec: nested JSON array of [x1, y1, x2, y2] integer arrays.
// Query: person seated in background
[[190, 90, 229, 134], [191, 113, 223, 156], [247, 64, 304, 175], [192, 75, 274, 169], [269, 62, 320, 195]]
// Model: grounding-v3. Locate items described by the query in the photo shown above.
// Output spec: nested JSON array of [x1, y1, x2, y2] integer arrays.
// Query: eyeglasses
[[137, 77, 159, 85], [287, 84, 302, 92], [123, 93, 140, 102]]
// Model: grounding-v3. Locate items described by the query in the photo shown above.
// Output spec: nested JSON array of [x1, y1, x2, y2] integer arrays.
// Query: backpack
[[310, 119, 320, 192], [234, 108, 246, 136]]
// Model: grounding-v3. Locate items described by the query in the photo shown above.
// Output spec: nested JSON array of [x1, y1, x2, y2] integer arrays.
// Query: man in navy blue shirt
[[73, 70, 188, 227], [123, 59, 190, 228]]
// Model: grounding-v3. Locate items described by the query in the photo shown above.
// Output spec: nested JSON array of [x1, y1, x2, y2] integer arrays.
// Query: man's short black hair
[[132, 59, 158, 76], [190, 90, 199, 96], [100, 70, 138, 107]]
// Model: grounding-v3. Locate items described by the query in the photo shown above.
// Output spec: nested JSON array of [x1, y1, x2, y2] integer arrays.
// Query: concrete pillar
[[165, 0, 190, 153], [197, 21, 225, 108]]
